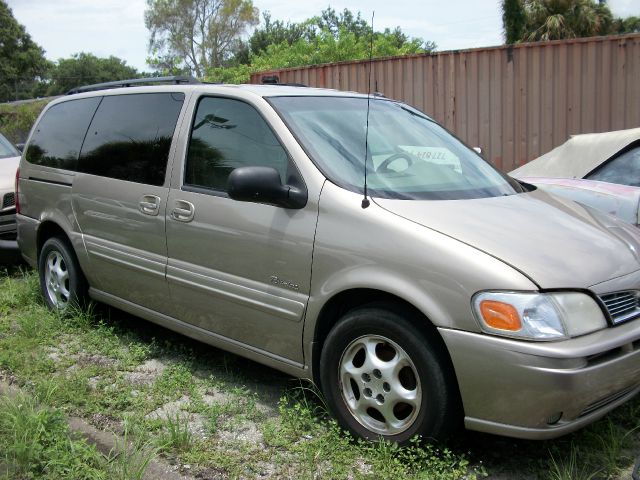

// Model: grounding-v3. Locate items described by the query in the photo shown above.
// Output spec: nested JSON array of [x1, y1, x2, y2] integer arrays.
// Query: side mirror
[[473, 147, 483, 155], [16, 143, 25, 152], [227, 166, 307, 209]]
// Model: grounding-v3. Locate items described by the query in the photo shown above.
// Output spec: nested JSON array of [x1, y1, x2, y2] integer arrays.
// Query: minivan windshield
[[0, 133, 19, 159], [270, 96, 522, 200]]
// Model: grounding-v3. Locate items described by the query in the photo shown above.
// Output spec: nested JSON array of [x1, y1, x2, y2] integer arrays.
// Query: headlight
[[472, 291, 607, 340]]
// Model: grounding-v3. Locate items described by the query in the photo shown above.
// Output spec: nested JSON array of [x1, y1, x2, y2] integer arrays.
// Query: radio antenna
[[361, 11, 375, 209]]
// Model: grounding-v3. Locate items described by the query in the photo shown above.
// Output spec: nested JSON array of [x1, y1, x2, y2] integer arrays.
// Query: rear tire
[[320, 305, 460, 445], [38, 236, 87, 311]]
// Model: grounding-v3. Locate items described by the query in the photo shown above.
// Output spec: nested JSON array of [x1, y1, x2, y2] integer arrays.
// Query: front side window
[[587, 145, 640, 187], [25, 98, 100, 170], [78, 93, 185, 186], [185, 97, 289, 192], [270, 96, 522, 200]]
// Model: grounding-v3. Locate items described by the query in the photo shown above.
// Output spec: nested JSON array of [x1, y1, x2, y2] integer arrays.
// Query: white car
[[0, 133, 21, 254], [511, 128, 640, 226]]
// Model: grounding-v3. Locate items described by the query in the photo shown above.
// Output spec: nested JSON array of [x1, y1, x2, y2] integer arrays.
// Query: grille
[[2, 192, 15, 209], [579, 385, 637, 418], [600, 291, 640, 325]]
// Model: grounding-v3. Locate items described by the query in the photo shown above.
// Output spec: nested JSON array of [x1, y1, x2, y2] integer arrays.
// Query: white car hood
[[511, 127, 640, 179]]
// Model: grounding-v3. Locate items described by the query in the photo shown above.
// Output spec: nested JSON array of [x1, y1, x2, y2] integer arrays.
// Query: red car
[[511, 128, 640, 226]]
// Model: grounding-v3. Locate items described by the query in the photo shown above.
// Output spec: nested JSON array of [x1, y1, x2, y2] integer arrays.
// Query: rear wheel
[[320, 305, 460, 444], [38, 237, 87, 310]]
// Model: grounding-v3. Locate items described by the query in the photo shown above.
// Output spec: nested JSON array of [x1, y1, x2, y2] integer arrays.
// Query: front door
[[165, 95, 317, 363]]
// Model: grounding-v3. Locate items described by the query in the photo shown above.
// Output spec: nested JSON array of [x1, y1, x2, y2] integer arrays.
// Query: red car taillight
[[15, 167, 20, 214]]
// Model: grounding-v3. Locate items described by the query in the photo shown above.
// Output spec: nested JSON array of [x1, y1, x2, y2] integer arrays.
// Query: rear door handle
[[171, 200, 195, 222], [139, 195, 161, 216]]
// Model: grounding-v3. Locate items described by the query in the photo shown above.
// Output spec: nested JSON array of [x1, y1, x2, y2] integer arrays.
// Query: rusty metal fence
[[250, 34, 640, 171]]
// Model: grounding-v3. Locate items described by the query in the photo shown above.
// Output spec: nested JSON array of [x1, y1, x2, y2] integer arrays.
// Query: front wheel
[[38, 236, 87, 311], [320, 305, 460, 444]]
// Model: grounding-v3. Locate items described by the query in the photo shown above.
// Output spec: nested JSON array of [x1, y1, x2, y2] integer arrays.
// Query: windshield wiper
[[310, 125, 362, 168], [400, 105, 434, 123]]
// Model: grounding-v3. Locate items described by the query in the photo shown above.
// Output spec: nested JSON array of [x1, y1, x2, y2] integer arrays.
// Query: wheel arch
[[37, 221, 69, 256], [310, 288, 461, 401], [36, 218, 92, 287]]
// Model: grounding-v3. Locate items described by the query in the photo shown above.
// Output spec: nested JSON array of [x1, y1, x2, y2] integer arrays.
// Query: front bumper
[[439, 317, 640, 440], [0, 211, 18, 253]]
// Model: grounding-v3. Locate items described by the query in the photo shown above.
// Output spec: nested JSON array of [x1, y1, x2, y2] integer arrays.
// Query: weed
[[157, 412, 194, 453], [107, 418, 159, 480], [547, 443, 601, 480], [0, 391, 108, 479]]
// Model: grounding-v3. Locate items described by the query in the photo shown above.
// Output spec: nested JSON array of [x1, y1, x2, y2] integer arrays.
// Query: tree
[[206, 8, 435, 84], [502, 0, 527, 44], [247, 12, 315, 56], [46, 53, 140, 95], [145, 0, 259, 77], [612, 15, 640, 34], [521, 0, 613, 41], [315, 7, 370, 39], [0, 1, 51, 102]]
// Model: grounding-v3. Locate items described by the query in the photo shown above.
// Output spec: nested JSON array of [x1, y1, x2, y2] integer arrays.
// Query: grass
[[0, 267, 638, 479]]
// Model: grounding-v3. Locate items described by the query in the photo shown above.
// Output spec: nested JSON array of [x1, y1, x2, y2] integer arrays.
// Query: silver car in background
[[511, 128, 640, 226], [15, 81, 640, 444]]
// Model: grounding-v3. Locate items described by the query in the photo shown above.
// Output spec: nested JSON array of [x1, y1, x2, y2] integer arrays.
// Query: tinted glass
[[0, 133, 19, 159], [185, 97, 289, 191], [270, 96, 522, 200], [78, 93, 185, 186], [26, 98, 100, 170], [587, 145, 640, 187]]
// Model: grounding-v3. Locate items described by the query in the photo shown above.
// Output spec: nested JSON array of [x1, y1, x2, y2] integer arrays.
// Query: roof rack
[[66, 76, 201, 95]]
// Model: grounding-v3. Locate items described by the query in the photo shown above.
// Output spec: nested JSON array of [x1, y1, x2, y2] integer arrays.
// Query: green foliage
[[247, 11, 316, 56], [523, 0, 614, 41], [0, 392, 108, 479], [204, 7, 435, 84], [145, 0, 259, 76], [503, 0, 639, 43], [46, 52, 140, 95], [0, 1, 52, 102], [612, 15, 640, 34], [503, 0, 527, 44], [157, 413, 194, 452]]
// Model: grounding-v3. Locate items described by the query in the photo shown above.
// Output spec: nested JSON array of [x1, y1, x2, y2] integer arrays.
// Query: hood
[[520, 177, 640, 226], [510, 127, 640, 179], [375, 188, 640, 289], [0, 155, 19, 193]]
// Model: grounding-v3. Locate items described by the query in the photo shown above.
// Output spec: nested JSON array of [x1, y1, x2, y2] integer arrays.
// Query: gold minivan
[[16, 77, 640, 444]]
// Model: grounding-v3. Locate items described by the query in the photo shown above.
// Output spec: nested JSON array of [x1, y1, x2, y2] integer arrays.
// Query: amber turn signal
[[479, 300, 522, 331]]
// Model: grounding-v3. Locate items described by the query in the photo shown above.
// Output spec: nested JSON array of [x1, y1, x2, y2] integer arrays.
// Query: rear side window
[[185, 97, 289, 192], [26, 98, 100, 170], [587, 145, 640, 187], [78, 93, 185, 186]]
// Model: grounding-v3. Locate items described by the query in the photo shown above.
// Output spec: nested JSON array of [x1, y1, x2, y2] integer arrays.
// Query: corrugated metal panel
[[250, 34, 640, 171]]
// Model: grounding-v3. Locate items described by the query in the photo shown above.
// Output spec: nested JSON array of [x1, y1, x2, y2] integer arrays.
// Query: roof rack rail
[[66, 76, 201, 95]]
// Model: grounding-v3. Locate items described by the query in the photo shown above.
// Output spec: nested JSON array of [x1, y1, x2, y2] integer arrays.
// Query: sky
[[6, 0, 640, 72]]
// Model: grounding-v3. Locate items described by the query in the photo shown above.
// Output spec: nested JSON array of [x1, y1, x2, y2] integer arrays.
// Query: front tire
[[320, 305, 460, 444], [38, 236, 87, 311]]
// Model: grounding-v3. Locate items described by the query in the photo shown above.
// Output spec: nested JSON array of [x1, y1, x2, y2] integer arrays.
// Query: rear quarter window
[[26, 98, 101, 170], [77, 92, 185, 186]]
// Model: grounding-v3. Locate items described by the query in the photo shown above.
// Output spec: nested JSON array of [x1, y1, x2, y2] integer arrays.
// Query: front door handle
[[139, 195, 161, 216], [171, 200, 195, 222]]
